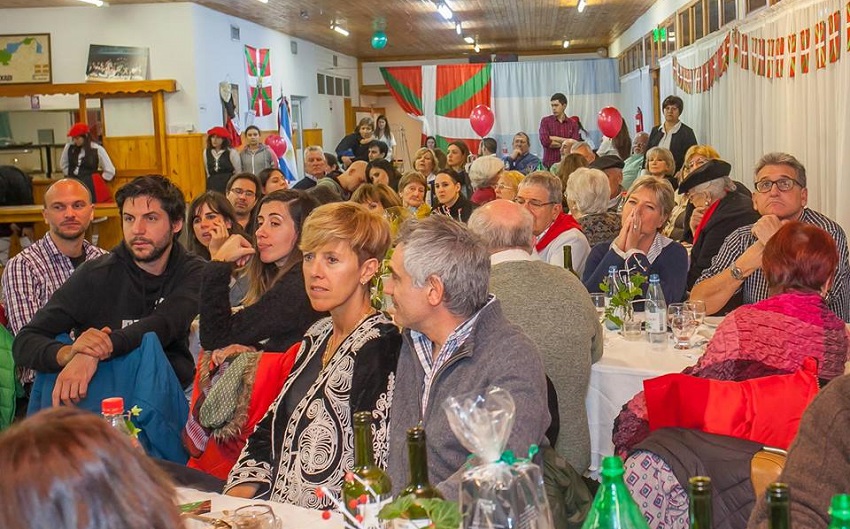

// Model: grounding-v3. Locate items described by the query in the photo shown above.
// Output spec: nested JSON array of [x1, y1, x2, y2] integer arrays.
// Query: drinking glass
[[668, 303, 698, 350], [685, 300, 706, 327], [232, 504, 281, 529], [590, 293, 606, 323]]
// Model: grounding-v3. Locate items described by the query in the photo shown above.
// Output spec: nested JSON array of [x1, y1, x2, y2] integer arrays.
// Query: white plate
[[704, 316, 723, 328]]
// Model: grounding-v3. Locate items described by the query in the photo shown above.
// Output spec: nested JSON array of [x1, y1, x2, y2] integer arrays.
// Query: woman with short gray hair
[[566, 168, 622, 246], [468, 155, 505, 205]]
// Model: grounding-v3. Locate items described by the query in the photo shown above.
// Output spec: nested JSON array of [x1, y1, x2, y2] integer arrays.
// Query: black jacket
[[12, 241, 204, 388], [646, 122, 698, 172], [432, 194, 478, 223], [687, 191, 760, 290], [334, 132, 370, 164]]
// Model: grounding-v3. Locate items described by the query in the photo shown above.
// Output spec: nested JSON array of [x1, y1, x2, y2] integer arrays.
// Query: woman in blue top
[[582, 176, 688, 304]]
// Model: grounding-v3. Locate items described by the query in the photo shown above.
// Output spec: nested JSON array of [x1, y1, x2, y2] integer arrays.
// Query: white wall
[[609, 0, 695, 57], [0, 3, 199, 136]]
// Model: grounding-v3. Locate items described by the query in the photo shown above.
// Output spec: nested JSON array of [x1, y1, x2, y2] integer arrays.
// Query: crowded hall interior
[[1, 0, 850, 527]]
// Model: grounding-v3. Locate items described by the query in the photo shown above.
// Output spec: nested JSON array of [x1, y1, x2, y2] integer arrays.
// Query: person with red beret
[[59, 122, 116, 202], [204, 126, 242, 193]]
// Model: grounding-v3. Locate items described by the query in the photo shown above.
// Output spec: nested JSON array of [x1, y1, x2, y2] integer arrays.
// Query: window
[[644, 34, 655, 69], [747, 0, 768, 13], [679, 9, 692, 47], [708, 0, 720, 33], [694, 1, 705, 40], [326, 76, 335, 95], [335, 77, 343, 96], [722, 0, 737, 24], [317, 73, 325, 95], [343, 79, 351, 97]]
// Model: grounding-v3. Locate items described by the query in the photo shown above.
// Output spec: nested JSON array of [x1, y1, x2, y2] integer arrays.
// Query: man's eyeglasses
[[754, 178, 802, 193], [229, 188, 256, 198], [514, 197, 556, 208]]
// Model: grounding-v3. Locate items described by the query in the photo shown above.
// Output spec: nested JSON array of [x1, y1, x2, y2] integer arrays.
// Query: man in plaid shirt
[[690, 152, 849, 321]]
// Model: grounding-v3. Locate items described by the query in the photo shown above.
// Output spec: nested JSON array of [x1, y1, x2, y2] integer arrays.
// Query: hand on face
[[751, 214, 784, 245], [616, 208, 646, 252], [211, 233, 255, 267], [207, 219, 231, 256]]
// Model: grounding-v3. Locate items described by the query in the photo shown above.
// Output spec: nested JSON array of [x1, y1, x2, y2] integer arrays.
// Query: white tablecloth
[[585, 330, 704, 475], [178, 486, 341, 528]]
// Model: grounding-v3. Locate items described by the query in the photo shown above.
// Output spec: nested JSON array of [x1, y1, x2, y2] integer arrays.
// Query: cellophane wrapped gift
[[443, 386, 554, 529]]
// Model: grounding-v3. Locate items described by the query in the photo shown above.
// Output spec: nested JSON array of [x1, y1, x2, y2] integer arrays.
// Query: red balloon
[[469, 104, 495, 138], [597, 107, 624, 138], [264, 134, 287, 158]]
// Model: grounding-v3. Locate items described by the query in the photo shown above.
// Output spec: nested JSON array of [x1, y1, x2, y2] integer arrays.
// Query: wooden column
[[78, 94, 87, 124], [151, 91, 169, 177]]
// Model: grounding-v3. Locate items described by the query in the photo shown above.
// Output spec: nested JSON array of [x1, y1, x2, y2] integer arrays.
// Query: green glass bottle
[[767, 483, 791, 529], [829, 494, 850, 529], [396, 426, 444, 528], [563, 245, 578, 276], [581, 456, 651, 529], [688, 476, 712, 529], [342, 411, 392, 529]]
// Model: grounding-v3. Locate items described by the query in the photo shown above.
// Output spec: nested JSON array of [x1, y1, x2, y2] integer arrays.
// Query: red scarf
[[692, 199, 721, 245], [535, 212, 583, 253]]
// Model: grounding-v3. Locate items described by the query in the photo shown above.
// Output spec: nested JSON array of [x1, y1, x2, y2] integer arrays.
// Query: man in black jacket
[[13, 175, 204, 405]]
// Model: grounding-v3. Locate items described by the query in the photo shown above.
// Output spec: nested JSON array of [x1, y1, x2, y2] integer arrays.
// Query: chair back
[[750, 447, 787, 498]]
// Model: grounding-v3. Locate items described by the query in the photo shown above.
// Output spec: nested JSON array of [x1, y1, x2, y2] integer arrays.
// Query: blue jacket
[[28, 332, 189, 463]]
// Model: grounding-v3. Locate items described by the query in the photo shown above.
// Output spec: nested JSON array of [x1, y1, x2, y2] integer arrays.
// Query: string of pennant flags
[[672, 2, 848, 94]]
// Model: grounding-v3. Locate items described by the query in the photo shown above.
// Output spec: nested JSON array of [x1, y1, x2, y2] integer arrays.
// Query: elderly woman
[[566, 168, 622, 247], [413, 147, 438, 207], [617, 222, 850, 529], [468, 155, 504, 205], [645, 95, 698, 173], [351, 183, 403, 214], [494, 170, 524, 201], [679, 159, 760, 290], [643, 146, 678, 190], [582, 176, 688, 304], [664, 144, 722, 241], [225, 202, 400, 507], [0, 408, 183, 529], [398, 171, 429, 216], [432, 168, 477, 223]]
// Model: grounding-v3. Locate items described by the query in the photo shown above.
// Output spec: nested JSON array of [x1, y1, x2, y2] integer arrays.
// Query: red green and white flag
[[800, 28, 811, 74], [828, 10, 841, 64], [788, 33, 798, 78], [245, 45, 272, 116], [381, 64, 491, 151], [815, 20, 827, 69]]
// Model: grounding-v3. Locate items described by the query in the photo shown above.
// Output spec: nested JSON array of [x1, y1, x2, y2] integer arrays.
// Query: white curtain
[[618, 66, 654, 135], [658, 0, 850, 232]]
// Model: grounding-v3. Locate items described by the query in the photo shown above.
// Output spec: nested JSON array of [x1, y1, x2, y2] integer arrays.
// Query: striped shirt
[[696, 208, 850, 321], [2, 234, 107, 334], [411, 295, 495, 416]]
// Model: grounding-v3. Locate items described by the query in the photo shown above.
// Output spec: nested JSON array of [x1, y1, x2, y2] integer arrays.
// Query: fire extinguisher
[[635, 107, 644, 134]]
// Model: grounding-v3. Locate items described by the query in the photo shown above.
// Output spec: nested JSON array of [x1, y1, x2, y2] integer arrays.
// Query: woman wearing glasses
[[494, 170, 524, 201], [679, 159, 760, 290], [663, 144, 721, 241], [582, 176, 688, 305]]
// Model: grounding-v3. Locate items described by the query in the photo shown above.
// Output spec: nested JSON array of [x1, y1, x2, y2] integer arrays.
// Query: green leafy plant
[[370, 248, 394, 311], [599, 272, 646, 327], [379, 494, 462, 529], [124, 405, 143, 438]]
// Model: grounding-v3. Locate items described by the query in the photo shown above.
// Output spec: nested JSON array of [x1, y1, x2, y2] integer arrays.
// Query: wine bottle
[[342, 411, 392, 529], [581, 456, 650, 529], [563, 245, 577, 276], [767, 483, 791, 529], [396, 426, 443, 528], [829, 494, 850, 529], [688, 476, 712, 529]]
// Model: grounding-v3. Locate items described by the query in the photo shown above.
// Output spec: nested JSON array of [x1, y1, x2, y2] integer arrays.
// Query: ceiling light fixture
[[456, 22, 462, 35], [437, 2, 453, 20], [577, 0, 587, 13], [474, 42, 481, 53], [255, 0, 268, 3], [464, 36, 475, 44], [331, 23, 350, 37], [77, 0, 105, 6], [563, 40, 570, 48]]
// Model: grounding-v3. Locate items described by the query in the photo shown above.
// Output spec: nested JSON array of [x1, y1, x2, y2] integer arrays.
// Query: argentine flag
[[277, 96, 299, 183]]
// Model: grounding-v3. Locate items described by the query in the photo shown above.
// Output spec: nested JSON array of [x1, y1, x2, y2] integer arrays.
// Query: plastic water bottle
[[102, 397, 143, 452], [646, 274, 667, 345], [604, 266, 618, 308]]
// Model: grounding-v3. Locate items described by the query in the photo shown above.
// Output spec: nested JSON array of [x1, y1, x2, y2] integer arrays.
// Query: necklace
[[322, 309, 376, 368]]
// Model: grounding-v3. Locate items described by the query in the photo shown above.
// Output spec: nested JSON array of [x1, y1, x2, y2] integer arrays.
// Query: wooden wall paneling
[[166, 133, 207, 201], [302, 129, 323, 149]]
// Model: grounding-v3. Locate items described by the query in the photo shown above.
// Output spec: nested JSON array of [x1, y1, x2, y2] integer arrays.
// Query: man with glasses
[[691, 152, 849, 320], [225, 173, 261, 231], [515, 171, 590, 274]]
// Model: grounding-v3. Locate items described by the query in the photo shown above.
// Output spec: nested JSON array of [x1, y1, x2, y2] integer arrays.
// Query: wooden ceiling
[[0, 0, 655, 60]]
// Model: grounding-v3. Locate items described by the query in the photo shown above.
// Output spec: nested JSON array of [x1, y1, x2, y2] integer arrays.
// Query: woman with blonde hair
[[664, 144, 722, 241], [643, 146, 678, 190], [351, 183, 403, 214], [494, 170, 524, 201], [413, 147, 438, 207], [226, 202, 401, 507]]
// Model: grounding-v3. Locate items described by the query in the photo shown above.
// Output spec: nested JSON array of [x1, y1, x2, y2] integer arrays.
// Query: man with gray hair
[[384, 215, 549, 500], [292, 145, 327, 190], [691, 152, 849, 320], [515, 171, 590, 274], [468, 200, 602, 474]]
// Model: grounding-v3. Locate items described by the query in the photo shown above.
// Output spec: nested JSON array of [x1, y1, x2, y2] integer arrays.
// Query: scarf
[[535, 212, 583, 253]]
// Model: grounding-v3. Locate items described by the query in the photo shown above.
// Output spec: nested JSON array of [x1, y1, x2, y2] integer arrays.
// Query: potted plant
[[599, 271, 646, 329]]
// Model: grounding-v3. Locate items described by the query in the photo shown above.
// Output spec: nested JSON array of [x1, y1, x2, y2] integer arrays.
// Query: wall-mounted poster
[[85, 44, 149, 81], [0, 34, 52, 84]]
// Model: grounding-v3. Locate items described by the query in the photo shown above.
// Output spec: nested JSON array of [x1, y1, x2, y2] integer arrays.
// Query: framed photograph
[[85, 44, 149, 82], [0, 33, 52, 85]]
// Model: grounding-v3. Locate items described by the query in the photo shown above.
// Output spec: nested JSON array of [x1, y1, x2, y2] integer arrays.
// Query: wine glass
[[668, 303, 698, 350], [685, 300, 706, 327], [590, 293, 606, 323], [232, 504, 282, 529]]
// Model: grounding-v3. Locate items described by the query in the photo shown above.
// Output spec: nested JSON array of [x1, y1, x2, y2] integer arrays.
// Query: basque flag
[[278, 96, 299, 183]]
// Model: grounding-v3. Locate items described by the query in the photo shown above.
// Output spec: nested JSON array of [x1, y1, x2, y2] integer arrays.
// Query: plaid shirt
[[2, 234, 106, 334], [411, 295, 495, 416], [696, 208, 850, 321], [539, 114, 581, 168]]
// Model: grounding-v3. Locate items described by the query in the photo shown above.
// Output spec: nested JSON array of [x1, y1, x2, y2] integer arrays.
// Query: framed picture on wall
[[85, 44, 149, 82], [0, 34, 52, 85]]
